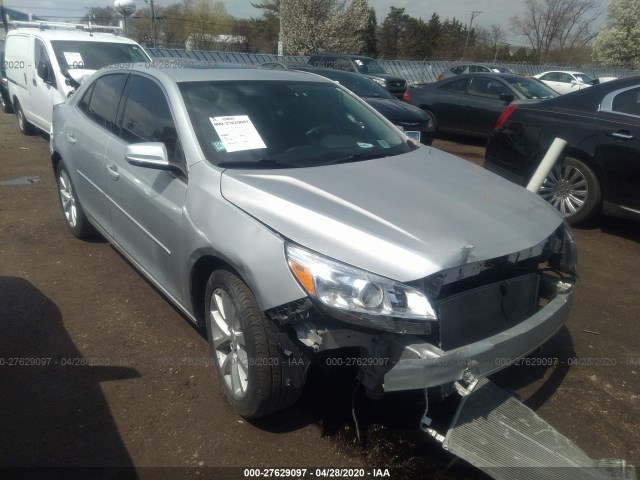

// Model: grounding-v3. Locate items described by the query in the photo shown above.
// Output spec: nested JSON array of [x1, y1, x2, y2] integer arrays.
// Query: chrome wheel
[[58, 169, 78, 228], [539, 163, 588, 217], [209, 288, 248, 399]]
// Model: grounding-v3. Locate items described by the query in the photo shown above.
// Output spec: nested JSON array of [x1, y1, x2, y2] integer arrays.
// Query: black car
[[485, 76, 640, 223], [0, 40, 12, 114], [405, 73, 558, 138], [292, 66, 434, 145], [307, 54, 407, 99]]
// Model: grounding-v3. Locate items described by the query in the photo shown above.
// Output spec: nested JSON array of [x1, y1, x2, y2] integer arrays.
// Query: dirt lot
[[1, 111, 638, 479]]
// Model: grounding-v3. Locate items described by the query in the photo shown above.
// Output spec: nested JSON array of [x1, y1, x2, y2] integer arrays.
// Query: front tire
[[538, 156, 601, 224], [56, 160, 97, 238], [205, 269, 304, 418], [15, 100, 35, 135]]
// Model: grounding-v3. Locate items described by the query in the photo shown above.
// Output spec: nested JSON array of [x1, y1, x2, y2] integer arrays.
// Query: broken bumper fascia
[[383, 284, 574, 392]]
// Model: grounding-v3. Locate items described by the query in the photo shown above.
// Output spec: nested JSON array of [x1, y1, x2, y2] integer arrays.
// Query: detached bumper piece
[[441, 378, 636, 480]]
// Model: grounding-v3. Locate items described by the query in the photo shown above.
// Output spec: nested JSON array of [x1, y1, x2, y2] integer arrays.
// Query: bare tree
[[511, 0, 601, 62]]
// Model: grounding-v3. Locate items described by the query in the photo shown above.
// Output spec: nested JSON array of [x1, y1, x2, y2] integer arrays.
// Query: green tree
[[81, 6, 119, 26], [592, 0, 640, 66]]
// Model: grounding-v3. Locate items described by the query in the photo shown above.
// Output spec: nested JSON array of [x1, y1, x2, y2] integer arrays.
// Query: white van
[[5, 23, 150, 135]]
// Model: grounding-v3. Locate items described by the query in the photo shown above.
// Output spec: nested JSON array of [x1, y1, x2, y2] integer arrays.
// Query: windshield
[[51, 41, 149, 70], [574, 73, 595, 84], [507, 77, 558, 100], [179, 80, 411, 169], [353, 58, 388, 75]]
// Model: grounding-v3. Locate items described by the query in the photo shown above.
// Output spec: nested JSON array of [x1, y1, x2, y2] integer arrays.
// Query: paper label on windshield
[[63, 52, 84, 67], [210, 116, 266, 153]]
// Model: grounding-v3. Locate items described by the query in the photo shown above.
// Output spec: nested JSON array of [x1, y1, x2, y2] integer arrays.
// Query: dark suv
[[308, 54, 407, 99]]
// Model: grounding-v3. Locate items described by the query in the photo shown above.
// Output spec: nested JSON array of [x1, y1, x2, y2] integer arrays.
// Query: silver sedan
[[50, 62, 577, 418]]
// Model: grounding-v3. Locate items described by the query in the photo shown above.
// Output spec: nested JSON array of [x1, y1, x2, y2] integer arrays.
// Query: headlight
[[286, 243, 436, 334], [371, 77, 387, 88]]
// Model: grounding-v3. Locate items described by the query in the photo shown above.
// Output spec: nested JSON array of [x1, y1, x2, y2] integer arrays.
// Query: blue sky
[[5, 0, 609, 48]]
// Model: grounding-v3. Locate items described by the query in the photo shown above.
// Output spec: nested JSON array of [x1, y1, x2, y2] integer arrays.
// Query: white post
[[526, 137, 568, 193]]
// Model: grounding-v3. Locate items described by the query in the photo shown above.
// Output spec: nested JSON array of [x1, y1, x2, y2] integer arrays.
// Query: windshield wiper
[[217, 158, 294, 169], [319, 150, 391, 166]]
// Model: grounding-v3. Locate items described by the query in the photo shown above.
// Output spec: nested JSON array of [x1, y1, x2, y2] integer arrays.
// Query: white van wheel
[[15, 101, 35, 135]]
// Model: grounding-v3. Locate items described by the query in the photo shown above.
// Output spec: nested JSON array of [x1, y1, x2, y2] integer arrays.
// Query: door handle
[[32, 78, 37, 86], [611, 131, 634, 141], [65, 134, 76, 144], [106, 164, 120, 180]]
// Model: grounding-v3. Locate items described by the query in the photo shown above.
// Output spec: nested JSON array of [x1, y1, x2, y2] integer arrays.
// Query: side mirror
[[570, 80, 579, 85], [37, 62, 51, 84], [125, 142, 171, 170], [499, 93, 515, 103]]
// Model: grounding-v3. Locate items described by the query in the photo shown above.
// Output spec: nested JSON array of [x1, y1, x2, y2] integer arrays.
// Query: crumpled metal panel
[[443, 378, 636, 480]]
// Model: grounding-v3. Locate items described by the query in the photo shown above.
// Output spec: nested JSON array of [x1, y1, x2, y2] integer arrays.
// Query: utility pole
[[278, 0, 284, 57], [463, 10, 482, 59], [145, 0, 157, 48]]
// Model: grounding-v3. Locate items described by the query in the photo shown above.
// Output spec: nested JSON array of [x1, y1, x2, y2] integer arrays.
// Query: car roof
[[538, 70, 585, 75], [440, 72, 523, 82], [309, 53, 375, 60], [127, 62, 335, 84], [8, 28, 140, 44]]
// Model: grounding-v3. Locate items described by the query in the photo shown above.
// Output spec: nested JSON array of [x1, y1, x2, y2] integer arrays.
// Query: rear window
[[51, 41, 148, 70]]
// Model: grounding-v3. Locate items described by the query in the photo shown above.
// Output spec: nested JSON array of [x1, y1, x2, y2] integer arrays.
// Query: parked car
[[533, 71, 597, 95], [5, 22, 149, 135], [273, 64, 434, 145], [405, 73, 558, 138], [437, 64, 516, 81], [485, 76, 640, 223], [0, 39, 12, 113], [307, 53, 407, 99], [51, 62, 577, 419]]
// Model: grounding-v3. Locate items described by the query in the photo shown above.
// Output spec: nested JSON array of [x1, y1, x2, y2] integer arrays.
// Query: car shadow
[[0, 276, 139, 476], [573, 214, 640, 243]]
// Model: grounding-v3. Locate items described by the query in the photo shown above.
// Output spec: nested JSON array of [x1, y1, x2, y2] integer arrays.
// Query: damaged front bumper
[[383, 278, 574, 392]]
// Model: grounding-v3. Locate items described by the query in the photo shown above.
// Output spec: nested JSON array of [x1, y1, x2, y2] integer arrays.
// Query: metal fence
[[148, 48, 640, 84]]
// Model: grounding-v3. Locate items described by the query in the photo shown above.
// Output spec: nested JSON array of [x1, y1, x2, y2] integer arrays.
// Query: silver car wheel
[[539, 163, 588, 217], [58, 169, 78, 228], [209, 288, 248, 399]]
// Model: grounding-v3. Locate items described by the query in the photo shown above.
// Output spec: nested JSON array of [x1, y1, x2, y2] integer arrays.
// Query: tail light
[[402, 89, 410, 102], [495, 104, 519, 129], [436, 74, 442, 81]]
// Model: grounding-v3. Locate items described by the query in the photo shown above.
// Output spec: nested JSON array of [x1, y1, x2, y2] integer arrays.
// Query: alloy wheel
[[209, 288, 248, 399], [539, 163, 588, 217], [58, 169, 78, 228]]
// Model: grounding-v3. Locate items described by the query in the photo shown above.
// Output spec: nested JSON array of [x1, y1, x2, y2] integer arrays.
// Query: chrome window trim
[[599, 85, 640, 119]]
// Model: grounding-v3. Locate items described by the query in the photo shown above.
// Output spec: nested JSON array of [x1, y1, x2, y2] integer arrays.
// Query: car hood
[[220, 148, 562, 282], [363, 73, 405, 83], [364, 97, 430, 123]]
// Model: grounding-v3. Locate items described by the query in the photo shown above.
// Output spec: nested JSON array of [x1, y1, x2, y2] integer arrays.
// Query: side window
[[77, 82, 95, 115], [541, 72, 557, 81], [439, 77, 468, 93], [612, 88, 640, 117], [469, 78, 509, 99], [558, 73, 573, 83], [86, 74, 128, 133], [120, 75, 180, 163], [451, 66, 465, 75], [34, 38, 55, 87], [336, 58, 354, 72]]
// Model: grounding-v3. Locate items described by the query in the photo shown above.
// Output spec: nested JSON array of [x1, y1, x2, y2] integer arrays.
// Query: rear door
[[431, 77, 469, 132], [66, 72, 129, 236], [596, 86, 640, 214], [106, 73, 187, 300]]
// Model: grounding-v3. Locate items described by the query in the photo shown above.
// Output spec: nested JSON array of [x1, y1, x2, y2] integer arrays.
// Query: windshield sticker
[[63, 52, 84, 67], [211, 140, 226, 152], [210, 115, 266, 153], [377, 140, 390, 148], [357, 142, 374, 149]]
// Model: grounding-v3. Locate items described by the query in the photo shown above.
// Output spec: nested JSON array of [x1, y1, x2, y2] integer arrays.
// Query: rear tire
[[538, 156, 601, 224], [205, 269, 304, 418], [56, 160, 97, 239], [422, 108, 438, 136], [15, 100, 35, 135], [0, 92, 13, 114]]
